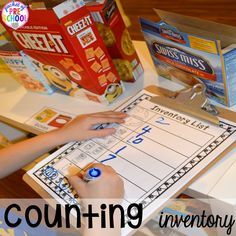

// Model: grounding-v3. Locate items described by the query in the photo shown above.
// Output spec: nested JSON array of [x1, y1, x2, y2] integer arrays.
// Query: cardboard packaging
[[0, 23, 8, 43], [0, 42, 55, 93], [0, 56, 12, 74], [0, 0, 123, 104], [87, 0, 143, 82], [140, 9, 236, 107], [0, 24, 12, 73]]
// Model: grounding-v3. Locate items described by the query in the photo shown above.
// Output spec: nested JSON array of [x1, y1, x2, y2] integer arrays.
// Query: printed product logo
[[152, 41, 217, 81], [12, 31, 69, 54], [104, 1, 117, 23], [160, 23, 186, 44], [1, 1, 29, 30]]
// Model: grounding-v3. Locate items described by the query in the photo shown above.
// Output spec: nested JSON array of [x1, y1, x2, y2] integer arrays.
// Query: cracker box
[[86, 0, 144, 82], [0, 0, 123, 104], [140, 9, 236, 107], [0, 42, 55, 94]]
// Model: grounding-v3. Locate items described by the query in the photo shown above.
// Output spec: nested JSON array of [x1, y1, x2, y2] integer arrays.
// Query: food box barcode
[[91, 12, 104, 23], [133, 64, 144, 80]]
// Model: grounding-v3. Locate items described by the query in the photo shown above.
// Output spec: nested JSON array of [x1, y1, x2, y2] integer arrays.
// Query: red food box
[[87, 0, 144, 82], [0, 0, 123, 104]]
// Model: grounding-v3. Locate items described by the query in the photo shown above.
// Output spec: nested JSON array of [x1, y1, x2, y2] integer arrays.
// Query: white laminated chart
[[27, 90, 236, 235]]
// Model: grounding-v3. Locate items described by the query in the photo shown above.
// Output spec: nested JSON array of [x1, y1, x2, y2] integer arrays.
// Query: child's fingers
[[90, 111, 127, 118], [69, 175, 87, 198], [87, 163, 112, 173], [89, 128, 116, 138], [104, 165, 117, 174], [89, 117, 125, 126], [85, 163, 116, 174], [90, 111, 119, 115]]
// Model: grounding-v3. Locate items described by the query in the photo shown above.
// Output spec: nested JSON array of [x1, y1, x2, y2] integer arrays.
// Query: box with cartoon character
[[86, 0, 143, 82], [0, 0, 123, 104], [140, 9, 236, 107], [0, 24, 14, 73], [0, 41, 55, 93], [0, 54, 12, 74]]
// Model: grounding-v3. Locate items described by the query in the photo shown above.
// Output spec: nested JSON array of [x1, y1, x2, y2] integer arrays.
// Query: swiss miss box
[[141, 9, 236, 107]]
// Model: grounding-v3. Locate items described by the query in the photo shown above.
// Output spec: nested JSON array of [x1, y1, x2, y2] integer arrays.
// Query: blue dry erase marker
[[83, 168, 102, 182]]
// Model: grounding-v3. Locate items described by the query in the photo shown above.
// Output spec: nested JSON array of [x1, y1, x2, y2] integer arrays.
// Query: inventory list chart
[[29, 92, 236, 223]]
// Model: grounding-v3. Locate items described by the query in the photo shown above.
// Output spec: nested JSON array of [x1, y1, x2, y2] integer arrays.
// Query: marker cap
[[84, 168, 102, 182]]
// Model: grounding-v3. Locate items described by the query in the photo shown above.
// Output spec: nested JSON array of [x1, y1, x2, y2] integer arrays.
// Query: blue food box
[[140, 9, 236, 107]]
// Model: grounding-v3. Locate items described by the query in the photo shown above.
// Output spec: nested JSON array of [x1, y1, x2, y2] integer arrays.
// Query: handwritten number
[[156, 117, 170, 125]]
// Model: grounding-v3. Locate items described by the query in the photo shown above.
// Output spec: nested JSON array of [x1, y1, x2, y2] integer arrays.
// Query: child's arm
[[0, 111, 127, 179], [69, 163, 124, 236]]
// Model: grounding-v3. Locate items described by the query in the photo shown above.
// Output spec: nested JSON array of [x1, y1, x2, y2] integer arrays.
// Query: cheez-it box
[[1, 0, 123, 104], [87, 0, 143, 82]]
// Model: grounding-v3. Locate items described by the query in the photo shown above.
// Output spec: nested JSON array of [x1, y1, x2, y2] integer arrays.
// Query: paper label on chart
[[25, 107, 76, 132]]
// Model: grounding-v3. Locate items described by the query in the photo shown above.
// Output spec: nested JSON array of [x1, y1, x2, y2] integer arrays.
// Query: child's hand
[[69, 163, 124, 200], [69, 164, 124, 235], [54, 111, 127, 144]]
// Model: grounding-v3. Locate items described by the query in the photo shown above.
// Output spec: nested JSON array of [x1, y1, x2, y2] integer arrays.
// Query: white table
[[1, 41, 236, 232]]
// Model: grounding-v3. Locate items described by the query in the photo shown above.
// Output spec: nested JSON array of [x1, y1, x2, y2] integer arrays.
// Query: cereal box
[[0, 23, 8, 45], [87, 0, 143, 82], [0, 0, 123, 104], [0, 42, 55, 94], [0, 56, 11, 74], [140, 9, 236, 107], [0, 24, 13, 73]]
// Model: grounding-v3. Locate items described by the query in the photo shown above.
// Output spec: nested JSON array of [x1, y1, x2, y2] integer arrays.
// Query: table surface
[[1, 1, 236, 202]]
